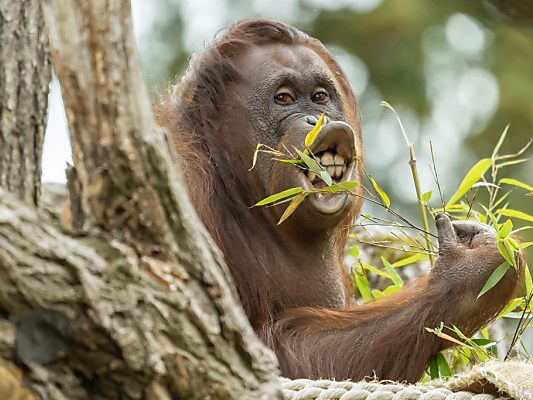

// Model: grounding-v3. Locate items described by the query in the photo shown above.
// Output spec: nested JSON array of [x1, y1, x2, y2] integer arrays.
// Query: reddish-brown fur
[[154, 18, 523, 382]]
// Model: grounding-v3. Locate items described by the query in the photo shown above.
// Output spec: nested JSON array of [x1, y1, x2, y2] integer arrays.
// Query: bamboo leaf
[[391, 253, 429, 267], [478, 262, 511, 299], [519, 242, 533, 250], [276, 158, 303, 165], [254, 187, 304, 206], [497, 240, 515, 266], [497, 219, 513, 239], [481, 205, 499, 228], [436, 353, 452, 378], [499, 178, 533, 192], [503, 311, 533, 319], [429, 359, 439, 380], [381, 257, 403, 286], [382, 284, 402, 296], [354, 272, 372, 302], [430, 330, 470, 347], [295, 149, 323, 175], [420, 190, 432, 203], [491, 124, 509, 159], [496, 158, 530, 169], [249, 143, 263, 171], [318, 181, 359, 192], [497, 208, 533, 222], [446, 159, 492, 207], [320, 170, 333, 186], [370, 177, 391, 207], [362, 264, 392, 279], [348, 246, 359, 258], [497, 297, 524, 319], [472, 182, 499, 189], [304, 112, 325, 148], [525, 265, 532, 296], [277, 192, 306, 224]]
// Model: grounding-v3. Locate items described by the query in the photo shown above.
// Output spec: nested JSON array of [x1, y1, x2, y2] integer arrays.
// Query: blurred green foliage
[[134, 0, 532, 247]]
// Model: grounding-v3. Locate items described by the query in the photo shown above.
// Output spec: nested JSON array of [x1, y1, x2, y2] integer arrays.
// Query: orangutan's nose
[[305, 115, 329, 126]]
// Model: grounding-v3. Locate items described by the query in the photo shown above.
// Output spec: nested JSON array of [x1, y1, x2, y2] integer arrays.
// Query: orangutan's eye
[[311, 89, 329, 104], [274, 87, 296, 105]]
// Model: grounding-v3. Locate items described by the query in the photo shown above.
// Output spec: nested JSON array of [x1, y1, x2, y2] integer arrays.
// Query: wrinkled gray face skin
[[233, 44, 360, 228]]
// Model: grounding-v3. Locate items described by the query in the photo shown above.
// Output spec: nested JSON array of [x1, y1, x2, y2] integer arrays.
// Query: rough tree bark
[[0, 1, 282, 399], [0, 0, 51, 206]]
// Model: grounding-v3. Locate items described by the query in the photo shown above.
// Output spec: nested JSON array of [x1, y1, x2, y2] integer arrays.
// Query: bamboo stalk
[[408, 144, 435, 264]]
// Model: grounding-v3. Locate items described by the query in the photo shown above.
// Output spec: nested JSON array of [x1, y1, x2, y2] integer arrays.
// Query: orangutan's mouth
[[297, 121, 357, 215]]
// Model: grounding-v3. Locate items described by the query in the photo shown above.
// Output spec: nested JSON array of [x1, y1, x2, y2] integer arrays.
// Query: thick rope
[[280, 361, 533, 400], [280, 379, 500, 400]]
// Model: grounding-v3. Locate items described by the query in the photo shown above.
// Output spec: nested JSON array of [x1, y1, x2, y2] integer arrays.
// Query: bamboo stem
[[408, 144, 435, 265]]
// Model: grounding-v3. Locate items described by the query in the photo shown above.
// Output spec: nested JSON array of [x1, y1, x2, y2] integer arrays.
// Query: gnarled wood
[[0, 0, 51, 205], [0, 0, 282, 398]]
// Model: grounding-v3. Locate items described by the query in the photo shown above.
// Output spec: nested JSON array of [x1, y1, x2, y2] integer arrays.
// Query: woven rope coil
[[280, 361, 533, 400], [280, 378, 500, 400]]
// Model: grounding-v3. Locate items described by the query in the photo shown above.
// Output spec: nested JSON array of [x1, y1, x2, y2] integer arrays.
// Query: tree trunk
[[0, 0, 51, 206], [0, 1, 282, 399]]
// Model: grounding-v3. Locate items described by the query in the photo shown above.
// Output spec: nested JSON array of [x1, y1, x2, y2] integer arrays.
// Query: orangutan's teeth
[[334, 154, 344, 166], [326, 166, 335, 177], [342, 165, 347, 174], [335, 165, 343, 178], [320, 152, 334, 166], [307, 171, 316, 182]]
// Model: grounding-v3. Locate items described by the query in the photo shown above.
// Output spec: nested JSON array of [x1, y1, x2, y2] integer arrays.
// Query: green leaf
[[499, 178, 533, 192], [354, 273, 372, 302], [503, 311, 533, 319], [496, 297, 523, 319], [471, 338, 497, 357], [381, 257, 403, 286], [254, 187, 304, 206], [471, 338, 496, 347], [518, 242, 533, 250], [492, 191, 512, 211], [436, 353, 452, 378], [320, 170, 333, 186], [295, 149, 323, 176], [318, 181, 359, 192], [381, 284, 402, 296], [497, 240, 515, 266], [497, 219, 513, 239], [391, 253, 429, 268], [420, 190, 432, 203], [277, 192, 306, 225], [429, 359, 439, 380], [348, 246, 359, 258], [304, 112, 325, 148], [276, 158, 303, 165], [370, 177, 391, 207], [478, 262, 511, 299], [362, 263, 392, 279], [497, 208, 533, 223], [491, 125, 509, 159], [525, 266, 532, 296], [446, 158, 492, 208], [481, 205, 499, 229], [496, 158, 530, 169]]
